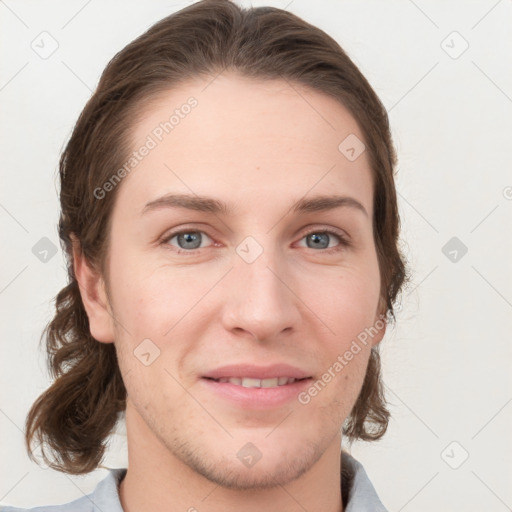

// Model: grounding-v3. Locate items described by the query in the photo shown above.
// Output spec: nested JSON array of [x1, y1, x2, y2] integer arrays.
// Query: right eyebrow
[[142, 193, 233, 216]]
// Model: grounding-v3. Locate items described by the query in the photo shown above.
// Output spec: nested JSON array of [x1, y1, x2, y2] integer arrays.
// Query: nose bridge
[[222, 240, 300, 339]]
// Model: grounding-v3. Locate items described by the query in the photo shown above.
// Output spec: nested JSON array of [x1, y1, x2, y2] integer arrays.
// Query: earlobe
[[71, 235, 115, 344], [371, 297, 388, 348]]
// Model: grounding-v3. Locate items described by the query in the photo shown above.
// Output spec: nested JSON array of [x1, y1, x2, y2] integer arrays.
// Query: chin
[[192, 458, 314, 490], [170, 436, 322, 490]]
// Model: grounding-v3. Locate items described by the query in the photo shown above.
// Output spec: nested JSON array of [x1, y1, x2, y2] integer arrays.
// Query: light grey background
[[1, 1, 511, 510]]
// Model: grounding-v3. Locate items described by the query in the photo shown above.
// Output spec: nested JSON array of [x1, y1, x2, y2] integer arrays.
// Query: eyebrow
[[142, 193, 368, 217]]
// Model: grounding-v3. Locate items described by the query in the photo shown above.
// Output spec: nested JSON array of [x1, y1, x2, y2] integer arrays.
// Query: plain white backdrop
[[1, 1, 511, 510]]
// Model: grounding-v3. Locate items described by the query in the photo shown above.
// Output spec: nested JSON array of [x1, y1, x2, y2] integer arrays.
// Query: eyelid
[[161, 227, 215, 251], [296, 226, 351, 250], [160, 224, 351, 253]]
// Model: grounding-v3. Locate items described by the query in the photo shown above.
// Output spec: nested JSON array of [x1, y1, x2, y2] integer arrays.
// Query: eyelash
[[160, 227, 351, 255]]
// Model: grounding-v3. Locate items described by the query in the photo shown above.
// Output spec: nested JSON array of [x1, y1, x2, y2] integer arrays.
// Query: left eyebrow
[[141, 193, 368, 218], [293, 195, 368, 217]]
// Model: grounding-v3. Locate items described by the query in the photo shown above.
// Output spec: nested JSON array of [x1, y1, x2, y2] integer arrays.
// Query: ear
[[370, 296, 388, 348], [71, 235, 115, 344]]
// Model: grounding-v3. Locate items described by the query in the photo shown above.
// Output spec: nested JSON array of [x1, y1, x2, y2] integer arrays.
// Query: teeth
[[215, 377, 298, 388], [261, 378, 279, 388]]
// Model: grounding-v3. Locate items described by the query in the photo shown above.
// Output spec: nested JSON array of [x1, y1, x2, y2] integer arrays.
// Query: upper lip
[[203, 364, 312, 380]]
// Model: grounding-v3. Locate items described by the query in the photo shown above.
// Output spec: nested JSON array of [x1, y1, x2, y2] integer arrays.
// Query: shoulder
[[0, 494, 93, 512], [0, 468, 127, 512], [342, 451, 388, 512]]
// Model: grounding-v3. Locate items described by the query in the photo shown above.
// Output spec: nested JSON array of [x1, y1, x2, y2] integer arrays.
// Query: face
[[87, 72, 386, 489]]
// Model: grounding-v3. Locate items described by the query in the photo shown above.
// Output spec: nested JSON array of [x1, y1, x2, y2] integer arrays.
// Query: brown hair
[[25, 0, 408, 474]]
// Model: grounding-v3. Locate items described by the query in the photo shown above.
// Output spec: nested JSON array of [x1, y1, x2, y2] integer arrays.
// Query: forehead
[[121, 72, 373, 217]]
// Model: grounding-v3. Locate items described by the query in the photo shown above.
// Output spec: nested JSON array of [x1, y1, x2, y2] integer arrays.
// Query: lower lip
[[200, 378, 312, 409]]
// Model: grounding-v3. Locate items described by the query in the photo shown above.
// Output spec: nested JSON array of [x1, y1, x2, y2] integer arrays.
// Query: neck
[[119, 401, 344, 512]]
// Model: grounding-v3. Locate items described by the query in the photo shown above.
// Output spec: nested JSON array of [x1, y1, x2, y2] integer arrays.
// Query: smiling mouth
[[203, 376, 311, 388]]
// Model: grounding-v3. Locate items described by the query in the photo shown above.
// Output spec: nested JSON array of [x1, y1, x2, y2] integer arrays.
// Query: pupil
[[178, 232, 201, 249], [308, 233, 329, 249]]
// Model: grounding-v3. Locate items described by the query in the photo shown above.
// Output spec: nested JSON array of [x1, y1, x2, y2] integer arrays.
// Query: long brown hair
[[25, 0, 409, 474]]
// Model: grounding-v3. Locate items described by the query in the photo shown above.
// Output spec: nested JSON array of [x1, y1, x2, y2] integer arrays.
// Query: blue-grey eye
[[306, 232, 331, 249], [175, 231, 203, 250]]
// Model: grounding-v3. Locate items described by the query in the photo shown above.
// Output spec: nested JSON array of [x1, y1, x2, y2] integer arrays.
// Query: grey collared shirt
[[1, 452, 387, 511]]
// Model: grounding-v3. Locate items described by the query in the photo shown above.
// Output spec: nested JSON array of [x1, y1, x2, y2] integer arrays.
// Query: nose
[[221, 246, 301, 342]]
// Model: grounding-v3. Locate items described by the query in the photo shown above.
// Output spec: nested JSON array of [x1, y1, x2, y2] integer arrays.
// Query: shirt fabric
[[1, 452, 387, 511]]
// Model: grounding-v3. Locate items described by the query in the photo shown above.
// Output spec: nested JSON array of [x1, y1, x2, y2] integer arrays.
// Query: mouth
[[203, 376, 311, 388], [200, 376, 313, 409], [200, 364, 313, 408]]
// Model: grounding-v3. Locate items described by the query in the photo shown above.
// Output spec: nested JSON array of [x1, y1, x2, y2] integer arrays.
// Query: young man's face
[[85, 72, 386, 488]]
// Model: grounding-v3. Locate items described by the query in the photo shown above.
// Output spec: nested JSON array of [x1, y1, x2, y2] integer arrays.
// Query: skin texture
[[74, 72, 386, 512]]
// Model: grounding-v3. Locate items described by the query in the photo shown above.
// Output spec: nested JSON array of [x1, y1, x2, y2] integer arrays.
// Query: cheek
[[311, 266, 380, 337], [306, 266, 380, 400], [107, 253, 202, 336]]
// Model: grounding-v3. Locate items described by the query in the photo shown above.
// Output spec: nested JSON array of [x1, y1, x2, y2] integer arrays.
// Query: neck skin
[[119, 400, 344, 512]]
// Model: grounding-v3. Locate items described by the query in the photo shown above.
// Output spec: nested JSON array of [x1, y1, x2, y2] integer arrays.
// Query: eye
[[161, 227, 350, 255], [163, 230, 213, 252], [297, 229, 349, 252]]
